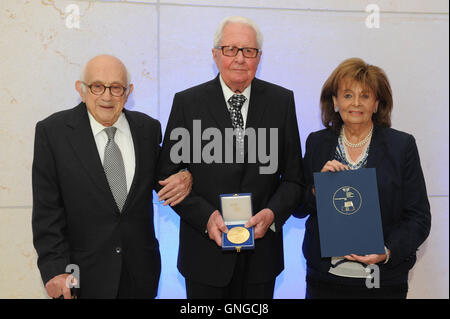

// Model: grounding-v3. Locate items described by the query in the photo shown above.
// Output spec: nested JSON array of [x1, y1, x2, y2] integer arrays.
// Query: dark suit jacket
[[32, 102, 161, 298], [157, 75, 305, 287], [295, 126, 431, 284]]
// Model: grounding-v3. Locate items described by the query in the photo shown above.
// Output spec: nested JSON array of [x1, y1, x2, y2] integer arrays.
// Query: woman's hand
[[320, 160, 349, 172], [311, 160, 349, 196]]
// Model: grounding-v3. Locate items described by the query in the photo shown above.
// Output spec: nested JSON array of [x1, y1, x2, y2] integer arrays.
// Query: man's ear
[[75, 80, 86, 102], [212, 48, 219, 62], [127, 83, 134, 97], [123, 83, 134, 102], [122, 83, 134, 105]]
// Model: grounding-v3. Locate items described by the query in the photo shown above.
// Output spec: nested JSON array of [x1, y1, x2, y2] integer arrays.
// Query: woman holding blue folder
[[295, 58, 431, 298]]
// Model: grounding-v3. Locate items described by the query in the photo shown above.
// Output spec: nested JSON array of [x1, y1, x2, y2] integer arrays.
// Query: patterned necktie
[[103, 127, 127, 212], [228, 94, 247, 146]]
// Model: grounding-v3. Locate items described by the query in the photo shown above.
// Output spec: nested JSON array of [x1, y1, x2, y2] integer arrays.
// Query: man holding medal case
[[157, 16, 305, 299], [220, 193, 255, 252]]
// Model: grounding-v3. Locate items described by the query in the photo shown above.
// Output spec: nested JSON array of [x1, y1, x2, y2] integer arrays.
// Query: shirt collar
[[87, 109, 127, 136], [219, 74, 251, 105]]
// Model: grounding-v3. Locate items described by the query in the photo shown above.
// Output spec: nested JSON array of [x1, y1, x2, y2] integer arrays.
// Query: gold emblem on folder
[[227, 227, 250, 244], [332, 186, 362, 215]]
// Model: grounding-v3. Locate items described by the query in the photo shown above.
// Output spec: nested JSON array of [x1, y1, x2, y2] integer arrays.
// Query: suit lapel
[[245, 78, 268, 132], [316, 130, 339, 171], [65, 103, 113, 200], [366, 126, 386, 168], [66, 104, 150, 214], [121, 109, 148, 213], [204, 75, 233, 132]]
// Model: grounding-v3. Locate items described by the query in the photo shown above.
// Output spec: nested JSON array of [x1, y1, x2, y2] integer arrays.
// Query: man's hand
[[320, 160, 349, 173], [245, 208, 275, 239], [157, 170, 193, 206], [45, 273, 74, 299], [207, 210, 228, 247]]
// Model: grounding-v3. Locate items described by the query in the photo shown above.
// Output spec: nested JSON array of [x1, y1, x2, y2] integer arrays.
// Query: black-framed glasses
[[215, 46, 260, 58], [82, 81, 128, 97]]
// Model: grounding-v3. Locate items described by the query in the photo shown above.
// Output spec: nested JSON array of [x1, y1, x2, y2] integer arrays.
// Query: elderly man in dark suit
[[157, 16, 305, 298], [32, 55, 192, 299]]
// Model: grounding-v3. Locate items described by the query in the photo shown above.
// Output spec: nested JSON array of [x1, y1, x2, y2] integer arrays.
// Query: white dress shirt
[[219, 75, 251, 129], [87, 110, 135, 193], [218, 75, 276, 232]]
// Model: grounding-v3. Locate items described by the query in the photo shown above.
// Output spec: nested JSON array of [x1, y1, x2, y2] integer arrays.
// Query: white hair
[[79, 55, 132, 92], [213, 16, 263, 50]]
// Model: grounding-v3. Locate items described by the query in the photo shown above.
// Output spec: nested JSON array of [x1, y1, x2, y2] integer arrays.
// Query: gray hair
[[213, 16, 263, 50], [79, 55, 132, 92]]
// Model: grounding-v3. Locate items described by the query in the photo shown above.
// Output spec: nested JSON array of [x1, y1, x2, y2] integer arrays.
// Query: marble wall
[[0, 0, 448, 298]]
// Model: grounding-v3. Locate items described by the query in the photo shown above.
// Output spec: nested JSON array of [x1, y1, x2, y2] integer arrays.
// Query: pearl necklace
[[341, 125, 373, 148]]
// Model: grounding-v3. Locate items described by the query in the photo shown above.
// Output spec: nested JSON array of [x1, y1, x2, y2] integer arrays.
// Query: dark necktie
[[227, 94, 247, 146], [103, 127, 127, 212]]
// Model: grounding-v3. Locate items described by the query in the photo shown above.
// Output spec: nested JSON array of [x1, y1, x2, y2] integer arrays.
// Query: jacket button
[[115, 247, 122, 254]]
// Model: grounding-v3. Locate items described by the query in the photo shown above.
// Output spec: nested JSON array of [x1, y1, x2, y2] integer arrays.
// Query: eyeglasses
[[82, 81, 128, 97], [215, 46, 260, 58]]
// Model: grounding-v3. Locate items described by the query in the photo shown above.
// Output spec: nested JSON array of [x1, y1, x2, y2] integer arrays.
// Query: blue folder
[[313, 168, 385, 257]]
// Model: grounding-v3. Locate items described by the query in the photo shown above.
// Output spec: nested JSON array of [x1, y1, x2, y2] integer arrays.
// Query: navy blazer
[[295, 126, 431, 283]]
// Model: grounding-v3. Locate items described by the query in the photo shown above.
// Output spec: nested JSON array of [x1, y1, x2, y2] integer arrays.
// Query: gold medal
[[227, 226, 250, 244]]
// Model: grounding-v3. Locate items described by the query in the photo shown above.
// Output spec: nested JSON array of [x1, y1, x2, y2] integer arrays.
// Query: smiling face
[[212, 22, 261, 92], [75, 55, 133, 127], [333, 78, 379, 128]]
